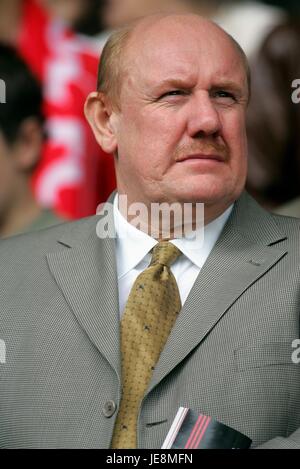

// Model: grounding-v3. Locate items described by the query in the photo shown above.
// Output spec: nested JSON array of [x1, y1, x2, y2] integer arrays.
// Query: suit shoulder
[[270, 213, 300, 250], [0, 215, 99, 261], [271, 212, 300, 234]]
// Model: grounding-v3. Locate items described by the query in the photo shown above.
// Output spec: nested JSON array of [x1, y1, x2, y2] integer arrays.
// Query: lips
[[177, 153, 225, 163]]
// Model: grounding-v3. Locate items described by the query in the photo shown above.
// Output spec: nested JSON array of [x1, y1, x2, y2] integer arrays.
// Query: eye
[[159, 90, 187, 99], [212, 90, 236, 101]]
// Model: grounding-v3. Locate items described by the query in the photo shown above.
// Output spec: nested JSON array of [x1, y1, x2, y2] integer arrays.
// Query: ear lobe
[[84, 91, 118, 154]]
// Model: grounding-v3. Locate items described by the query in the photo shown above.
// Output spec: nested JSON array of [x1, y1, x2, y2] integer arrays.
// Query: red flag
[[18, 0, 116, 219]]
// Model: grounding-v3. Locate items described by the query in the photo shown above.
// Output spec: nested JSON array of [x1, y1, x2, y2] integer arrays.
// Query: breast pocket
[[234, 341, 294, 371]]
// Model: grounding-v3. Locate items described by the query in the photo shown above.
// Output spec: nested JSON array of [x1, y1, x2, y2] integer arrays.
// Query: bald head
[[97, 13, 250, 109], [86, 11, 249, 221]]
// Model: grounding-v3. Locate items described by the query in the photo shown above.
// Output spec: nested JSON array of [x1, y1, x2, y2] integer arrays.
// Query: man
[[0, 44, 63, 237], [0, 14, 299, 448]]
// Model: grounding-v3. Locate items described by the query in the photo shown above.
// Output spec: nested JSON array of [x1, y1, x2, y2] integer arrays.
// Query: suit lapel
[[147, 192, 288, 395], [47, 200, 121, 380]]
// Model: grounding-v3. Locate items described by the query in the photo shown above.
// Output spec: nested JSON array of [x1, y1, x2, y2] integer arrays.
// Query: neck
[[117, 193, 232, 241]]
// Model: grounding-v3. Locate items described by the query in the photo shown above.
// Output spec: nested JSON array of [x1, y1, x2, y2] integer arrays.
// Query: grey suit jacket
[[0, 191, 299, 449]]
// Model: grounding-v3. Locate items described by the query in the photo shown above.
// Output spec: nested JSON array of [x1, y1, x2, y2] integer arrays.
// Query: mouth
[[177, 153, 225, 163]]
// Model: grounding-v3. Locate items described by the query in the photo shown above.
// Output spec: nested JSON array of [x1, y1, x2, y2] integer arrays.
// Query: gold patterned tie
[[111, 241, 182, 449]]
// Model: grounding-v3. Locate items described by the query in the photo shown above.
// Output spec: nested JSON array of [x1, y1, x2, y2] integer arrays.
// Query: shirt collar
[[171, 205, 233, 269], [113, 193, 233, 278]]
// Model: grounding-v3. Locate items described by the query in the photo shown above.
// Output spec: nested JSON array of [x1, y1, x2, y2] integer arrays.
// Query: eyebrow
[[152, 78, 246, 95], [210, 80, 245, 93], [152, 78, 196, 92]]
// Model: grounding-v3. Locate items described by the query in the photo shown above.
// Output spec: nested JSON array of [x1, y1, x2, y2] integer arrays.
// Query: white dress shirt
[[113, 194, 233, 317]]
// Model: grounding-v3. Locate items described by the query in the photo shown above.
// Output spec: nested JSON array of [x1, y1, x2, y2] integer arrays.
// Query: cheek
[[118, 106, 183, 167], [222, 112, 247, 157], [140, 109, 186, 159]]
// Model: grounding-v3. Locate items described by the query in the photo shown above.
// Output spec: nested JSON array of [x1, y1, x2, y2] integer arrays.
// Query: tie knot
[[150, 241, 181, 268]]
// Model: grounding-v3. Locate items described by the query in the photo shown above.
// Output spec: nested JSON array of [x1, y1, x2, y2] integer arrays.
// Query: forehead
[[123, 18, 246, 92]]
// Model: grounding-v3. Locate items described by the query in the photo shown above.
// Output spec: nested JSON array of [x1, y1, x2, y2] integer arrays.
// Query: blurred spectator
[[0, 0, 116, 220], [246, 20, 300, 217], [0, 44, 64, 238], [41, 0, 91, 26], [99, 0, 285, 56], [43, 0, 106, 37], [212, 1, 285, 58], [98, 0, 200, 48]]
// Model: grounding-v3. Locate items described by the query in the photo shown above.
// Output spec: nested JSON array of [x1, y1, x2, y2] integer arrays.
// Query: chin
[[175, 175, 244, 204]]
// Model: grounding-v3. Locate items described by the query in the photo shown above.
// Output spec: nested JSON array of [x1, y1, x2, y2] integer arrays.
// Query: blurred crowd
[[0, 0, 300, 238]]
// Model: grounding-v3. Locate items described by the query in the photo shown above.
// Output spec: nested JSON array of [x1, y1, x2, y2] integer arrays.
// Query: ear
[[84, 91, 118, 154], [14, 118, 43, 172]]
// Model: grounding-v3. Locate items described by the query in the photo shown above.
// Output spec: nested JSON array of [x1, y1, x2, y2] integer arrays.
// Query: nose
[[186, 91, 221, 138]]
